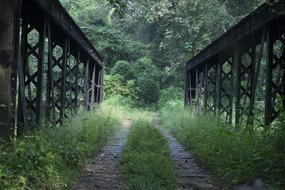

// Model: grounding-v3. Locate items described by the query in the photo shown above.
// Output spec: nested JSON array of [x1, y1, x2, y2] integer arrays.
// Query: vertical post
[[17, 36, 28, 136], [184, 68, 190, 106], [60, 39, 68, 122], [90, 64, 96, 105], [265, 27, 273, 126], [216, 56, 222, 115], [17, 17, 28, 135], [228, 57, 234, 125], [46, 18, 55, 123], [36, 17, 46, 127], [195, 68, 200, 112], [247, 41, 257, 126], [0, 0, 21, 139], [84, 59, 90, 110], [233, 45, 241, 128], [96, 69, 102, 103], [189, 71, 192, 108], [74, 51, 80, 110], [99, 67, 104, 103], [204, 62, 208, 112], [212, 64, 218, 113]]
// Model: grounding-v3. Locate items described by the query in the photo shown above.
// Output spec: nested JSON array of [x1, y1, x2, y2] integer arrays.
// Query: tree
[[111, 60, 135, 81]]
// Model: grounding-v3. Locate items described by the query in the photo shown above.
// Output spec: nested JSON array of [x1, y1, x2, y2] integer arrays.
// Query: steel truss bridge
[[185, 2, 285, 127], [0, 0, 104, 139]]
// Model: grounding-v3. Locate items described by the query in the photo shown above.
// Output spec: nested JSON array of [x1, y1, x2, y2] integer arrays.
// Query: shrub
[[158, 86, 184, 108], [0, 104, 123, 189], [111, 60, 135, 81], [136, 76, 160, 105], [104, 74, 138, 103]]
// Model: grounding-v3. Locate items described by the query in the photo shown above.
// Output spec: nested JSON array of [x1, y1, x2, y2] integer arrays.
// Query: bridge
[[185, 1, 285, 127], [0, 0, 104, 139]]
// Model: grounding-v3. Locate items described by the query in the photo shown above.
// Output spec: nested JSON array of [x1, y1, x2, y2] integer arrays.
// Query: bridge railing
[[185, 2, 285, 127], [0, 0, 104, 139]]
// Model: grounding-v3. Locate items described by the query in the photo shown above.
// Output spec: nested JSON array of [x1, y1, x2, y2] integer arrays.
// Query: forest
[[0, 0, 284, 189], [60, 0, 264, 108]]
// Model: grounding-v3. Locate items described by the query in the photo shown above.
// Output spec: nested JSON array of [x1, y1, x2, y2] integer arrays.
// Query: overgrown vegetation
[[60, 0, 264, 107], [0, 104, 123, 189], [120, 119, 176, 190], [160, 101, 285, 189]]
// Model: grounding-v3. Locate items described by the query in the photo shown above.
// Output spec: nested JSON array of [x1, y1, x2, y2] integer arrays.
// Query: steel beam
[[30, 0, 103, 66], [187, 1, 285, 70]]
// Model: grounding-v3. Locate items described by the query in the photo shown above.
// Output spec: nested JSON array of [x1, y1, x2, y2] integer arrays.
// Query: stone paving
[[72, 119, 132, 190], [163, 131, 217, 190], [73, 117, 217, 190]]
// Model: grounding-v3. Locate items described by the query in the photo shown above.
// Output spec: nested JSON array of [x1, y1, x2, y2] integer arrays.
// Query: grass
[[0, 103, 123, 190], [160, 100, 285, 189], [120, 119, 176, 190]]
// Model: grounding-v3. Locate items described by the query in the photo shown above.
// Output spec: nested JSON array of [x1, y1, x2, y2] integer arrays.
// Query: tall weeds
[[0, 104, 123, 189], [120, 119, 176, 190], [160, 100, 285, 189]]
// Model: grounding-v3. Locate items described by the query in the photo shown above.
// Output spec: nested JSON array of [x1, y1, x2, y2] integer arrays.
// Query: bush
[[134, 57, 162, 81], [0, 104, 123, 189], [136, 76, 160, 105], [158, 86, 184, 108], [104, 74, 138, 103], [120, 120, 176, 190], [111, 60, 135, 81], [160, 101, 285, 189]]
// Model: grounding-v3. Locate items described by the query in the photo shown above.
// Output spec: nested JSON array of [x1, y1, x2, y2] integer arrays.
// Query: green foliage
[[121, 120, 176, 190], [104, 74, 138, 105], [0, 105, 122, 189], [158, 87, 184, 108], [134, 57, 162, 81], [160, 101, 285, 189], [111, 60, 135, 81], [136, 77, 160, 106], [130, 57, 162, 106], [60, 0, 264, 107], [107, 57, 163, 107]]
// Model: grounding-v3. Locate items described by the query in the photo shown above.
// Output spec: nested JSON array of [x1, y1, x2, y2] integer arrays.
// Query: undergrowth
[[120, 119, 176, 190], [0, 104, 123, 190], [160, 100, 285, 189]]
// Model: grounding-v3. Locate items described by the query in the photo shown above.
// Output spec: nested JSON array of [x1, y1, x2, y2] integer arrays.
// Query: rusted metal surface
[[0, 0, 104, 139], [185, 2, 285, 127]]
